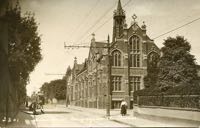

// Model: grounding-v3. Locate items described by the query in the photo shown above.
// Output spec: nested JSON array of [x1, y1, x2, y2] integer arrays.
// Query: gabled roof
[[88, 41, 107, 59], [76, 64, 84, 71], [77, 59, 88, 75], [122, 22, 153, 42]]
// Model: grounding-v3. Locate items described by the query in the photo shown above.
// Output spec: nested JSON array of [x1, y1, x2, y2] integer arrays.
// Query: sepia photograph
[[1, 0, 200, 127]]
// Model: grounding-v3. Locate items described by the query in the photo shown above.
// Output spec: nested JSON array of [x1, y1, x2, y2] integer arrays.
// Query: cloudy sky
[[20, 0, 200, 96]]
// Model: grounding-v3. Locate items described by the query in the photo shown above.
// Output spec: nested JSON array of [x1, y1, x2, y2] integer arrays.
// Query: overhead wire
[[76, 0, 132, 45], [69, 0, 101, 42], [92, 0, 132, 32], [74, 1, 118, 45], [65, 0, 200, 56], [153, 16, 200, 40]]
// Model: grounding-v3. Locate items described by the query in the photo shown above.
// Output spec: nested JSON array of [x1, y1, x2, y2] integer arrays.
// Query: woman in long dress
[[120, 99, 127, 116]]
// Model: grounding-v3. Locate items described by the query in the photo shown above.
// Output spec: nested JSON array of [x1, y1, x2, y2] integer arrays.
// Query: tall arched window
[[147, 52, 159, 70], [112, 50, 121, 66], [129, 36, 140, 67]]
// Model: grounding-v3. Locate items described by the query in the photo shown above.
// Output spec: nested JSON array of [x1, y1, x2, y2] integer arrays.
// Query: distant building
[[66, 0, 160, 109]]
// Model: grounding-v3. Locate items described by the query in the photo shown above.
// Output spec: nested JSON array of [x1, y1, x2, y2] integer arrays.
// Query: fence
[[134, 95, 200, 109]]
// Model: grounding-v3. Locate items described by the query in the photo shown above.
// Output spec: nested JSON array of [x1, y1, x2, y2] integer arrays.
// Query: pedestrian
[[32, 102, 37, 115], [25, 100, 28, 107], [120, 99, 127, 116], [39, 99, 45, 114]]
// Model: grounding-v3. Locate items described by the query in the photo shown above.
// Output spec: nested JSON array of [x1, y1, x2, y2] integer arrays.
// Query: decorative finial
[[74, 57, 77, 64], [92, 33, 95, 37], [132, 14, 137, 23], [91, 33, 95, 42], [142, 21, 146, 30]]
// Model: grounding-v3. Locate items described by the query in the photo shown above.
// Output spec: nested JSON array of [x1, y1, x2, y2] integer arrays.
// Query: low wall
[[133, 105, 200, 122]]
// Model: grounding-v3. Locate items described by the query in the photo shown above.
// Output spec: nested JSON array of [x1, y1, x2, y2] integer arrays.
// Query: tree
[[4, 2, 42, 104], [158, 36, 198, 91], [40, 79, 66, 100]]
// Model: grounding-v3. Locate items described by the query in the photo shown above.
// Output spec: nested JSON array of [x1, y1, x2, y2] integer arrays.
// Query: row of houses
[[66, 0, 160, 109]]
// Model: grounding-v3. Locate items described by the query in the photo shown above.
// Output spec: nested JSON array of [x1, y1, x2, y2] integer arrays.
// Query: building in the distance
[[66, 0, 160, 109]]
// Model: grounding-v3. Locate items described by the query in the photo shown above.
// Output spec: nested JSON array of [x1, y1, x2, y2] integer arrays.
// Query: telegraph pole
[[106, 35, 111, 117]]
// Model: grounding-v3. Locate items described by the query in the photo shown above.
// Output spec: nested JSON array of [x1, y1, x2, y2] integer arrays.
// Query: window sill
[[130, 67, 147, 69], [112, 91, 125, 92], [112, 66, 124, 68]]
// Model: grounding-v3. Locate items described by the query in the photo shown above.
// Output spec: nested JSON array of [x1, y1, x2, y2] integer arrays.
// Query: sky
[[19, 0, 200, 96]]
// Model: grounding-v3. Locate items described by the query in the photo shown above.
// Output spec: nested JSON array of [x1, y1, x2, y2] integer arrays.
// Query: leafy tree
[[158, 36, 198, 91], [40, 79, 66, 100], [4, 2, 42, 104]]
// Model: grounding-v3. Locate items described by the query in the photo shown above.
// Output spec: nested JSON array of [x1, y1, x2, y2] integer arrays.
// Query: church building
[[66, 0, 160, 109]]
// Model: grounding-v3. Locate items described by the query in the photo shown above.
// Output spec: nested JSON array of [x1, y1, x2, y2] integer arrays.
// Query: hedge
[[133, 81, 200, 108]]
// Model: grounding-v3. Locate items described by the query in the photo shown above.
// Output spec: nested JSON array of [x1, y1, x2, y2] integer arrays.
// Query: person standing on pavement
[[120, 99, 127, 116]]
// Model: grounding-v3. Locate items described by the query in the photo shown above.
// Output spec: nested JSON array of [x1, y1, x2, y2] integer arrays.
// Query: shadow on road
[[44, 111, 71, 114]]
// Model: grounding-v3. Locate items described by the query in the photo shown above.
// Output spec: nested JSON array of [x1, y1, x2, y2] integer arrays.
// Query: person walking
[[120, 99, 127, 116], [31, 92, 37, 115], [32, 102, 37, 115], [39, 99, 44, 114]]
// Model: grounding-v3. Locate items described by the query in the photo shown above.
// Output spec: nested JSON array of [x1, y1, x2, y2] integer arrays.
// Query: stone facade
[[67, 0, 160, 109]]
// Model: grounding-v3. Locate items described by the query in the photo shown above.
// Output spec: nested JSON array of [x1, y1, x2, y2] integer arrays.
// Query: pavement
[[67, 105, 183, 127], [4, 104, 200, 127]]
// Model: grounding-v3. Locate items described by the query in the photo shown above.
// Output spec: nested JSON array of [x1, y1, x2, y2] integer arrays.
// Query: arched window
[[147, 52, 159, 69], [112, 50, 121, 66], [129, 36, 140, 67]]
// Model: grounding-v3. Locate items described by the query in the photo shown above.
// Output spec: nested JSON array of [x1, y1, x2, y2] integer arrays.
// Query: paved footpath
[[4, 104, 200, 127], [67, 105, 184, 127]]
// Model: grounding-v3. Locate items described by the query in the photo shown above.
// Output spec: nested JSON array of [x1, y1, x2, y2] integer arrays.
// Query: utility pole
[[106, 35, 111, 117], [127, 39, 131, 108]]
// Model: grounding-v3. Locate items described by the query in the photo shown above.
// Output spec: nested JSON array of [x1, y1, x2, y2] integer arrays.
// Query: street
[[8, 104, 134, 127], [6, 104, 196, 127]]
